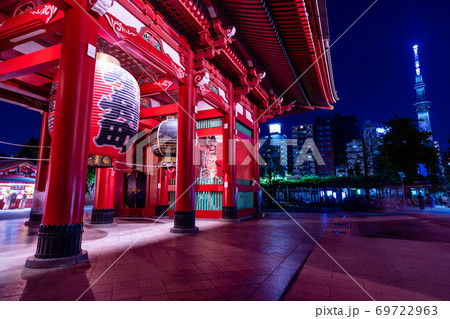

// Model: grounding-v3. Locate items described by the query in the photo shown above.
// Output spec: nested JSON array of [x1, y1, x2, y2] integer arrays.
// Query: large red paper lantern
[[48, 53, 140, 166]]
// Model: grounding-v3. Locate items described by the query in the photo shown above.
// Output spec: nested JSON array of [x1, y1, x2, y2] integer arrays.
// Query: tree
[[350, 135, 380, 200], [16, 137, 39, 161], [375, 117, 440, 183], [260, 142, 286, 201], [86, 167, 96, 195], [348, 161, 363, 177]]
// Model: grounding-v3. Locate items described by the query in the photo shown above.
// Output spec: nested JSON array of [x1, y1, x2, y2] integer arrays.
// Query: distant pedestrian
[[9, 192, 17, 209], [3, 193, 10, 210], [425, 194, 434, 208], [20, 192, 27, 209], [440, 195, 448, 207], [417, 193, 425, 210]]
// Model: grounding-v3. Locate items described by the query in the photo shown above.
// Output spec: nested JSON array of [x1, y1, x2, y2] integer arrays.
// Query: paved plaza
[[0, 207, 449, 301], [285, 208, 450, 301]]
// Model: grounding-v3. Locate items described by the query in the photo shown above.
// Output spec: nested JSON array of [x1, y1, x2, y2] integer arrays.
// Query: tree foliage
[[259, 142, 286, 195], [374, 117, 440, 183], [16, 137, 39, 161], [261, 174, 386, 190], [86, 167, 96, 195]]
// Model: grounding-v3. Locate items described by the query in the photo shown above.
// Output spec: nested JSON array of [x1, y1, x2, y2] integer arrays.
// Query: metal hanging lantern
[[48, 53, 140, 167], [149, 119, 177, 167]]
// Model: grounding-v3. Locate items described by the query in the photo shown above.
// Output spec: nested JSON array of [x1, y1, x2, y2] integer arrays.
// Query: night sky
[[0, 0, 449, 156], [262, 0, 450, 152]]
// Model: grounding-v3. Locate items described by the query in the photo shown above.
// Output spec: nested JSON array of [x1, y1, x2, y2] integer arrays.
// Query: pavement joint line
[[246, 234, 305, 301], [76, 179, 197, 301], [278, 214, 334, 301], [253, 0, 380, 124], [253, 178, 376, 301]]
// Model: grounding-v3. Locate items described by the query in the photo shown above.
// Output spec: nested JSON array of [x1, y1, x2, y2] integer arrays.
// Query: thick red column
[[91, 164, 116, 224], [155, 168, 169, 216], [26, 2, 98, 265], [221, 83, 237, 220], [170, 49, 198, 233], [27, 111, 51, 224]]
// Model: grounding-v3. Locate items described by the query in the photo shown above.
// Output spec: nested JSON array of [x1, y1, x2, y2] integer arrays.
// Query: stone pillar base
[[34, 223, 84, 259], [24, 216, 42, 227], [155, 205, 170, 217], [91, 208, 114, 224], [221, 206, 240, 222], [170, 210, 199, 233], [26, 190, 45, 225], [25, 250, 89, 269]]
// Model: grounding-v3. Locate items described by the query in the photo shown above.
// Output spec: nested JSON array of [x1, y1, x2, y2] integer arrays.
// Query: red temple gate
[[0, 0, 337, 267]]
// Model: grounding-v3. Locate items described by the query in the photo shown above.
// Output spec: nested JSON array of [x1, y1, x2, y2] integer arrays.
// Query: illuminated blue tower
[[413, 44, 433, 140]]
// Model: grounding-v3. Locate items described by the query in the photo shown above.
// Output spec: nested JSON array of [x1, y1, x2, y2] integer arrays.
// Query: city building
[[261, 123, 288, 177], [361, 120, 380, 175], [314, 116, 334, 176], [0, 0, 337, 266], [335, 164, 348, 177], [333, 114, 359, 167], [363, 121, 379, 146], [313, 113, 358, 176], [346, 139, 364, 176], [291, 124, 316, 176]]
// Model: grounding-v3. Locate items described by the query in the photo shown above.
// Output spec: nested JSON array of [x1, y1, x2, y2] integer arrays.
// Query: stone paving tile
[[210, 278, 238, 288], [169, 290, 199, 301], [113, 280, 140, 291], [188, 280, 215, 290], [227, 294, 250, 301], [140, 285, 167, 297], [141, 294, 170, 301], [88, 282, 114, 293], [193, 287, 224, 300], [138, 278, 164, 288], [165, 282, 192, 294], [218, 284, 259, 298], [183, 273, 208, 282], [112, 288, 141, 301]]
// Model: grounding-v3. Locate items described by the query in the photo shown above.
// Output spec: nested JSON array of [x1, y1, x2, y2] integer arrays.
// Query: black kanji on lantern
[[94, 67, 139, 153]]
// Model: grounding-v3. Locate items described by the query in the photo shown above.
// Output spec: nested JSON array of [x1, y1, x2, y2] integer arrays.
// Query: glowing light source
[[269, 123, 281, 134], [376, 127, 389, 135], [413, 44, 421, 76]]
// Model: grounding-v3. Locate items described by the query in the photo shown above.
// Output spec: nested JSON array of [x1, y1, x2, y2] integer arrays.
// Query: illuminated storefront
[[0, 161, 36, 209]]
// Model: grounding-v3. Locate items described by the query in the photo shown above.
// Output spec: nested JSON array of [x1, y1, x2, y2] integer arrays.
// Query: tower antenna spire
[[412, 44, 432, 139], [413, 44, 421, 78]]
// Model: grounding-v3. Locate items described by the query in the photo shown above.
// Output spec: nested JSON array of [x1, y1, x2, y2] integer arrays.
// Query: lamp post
[[398, 172, 406, 205]]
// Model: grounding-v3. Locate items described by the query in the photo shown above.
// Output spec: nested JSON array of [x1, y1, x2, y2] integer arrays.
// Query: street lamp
[[398, 172, 406, 205]]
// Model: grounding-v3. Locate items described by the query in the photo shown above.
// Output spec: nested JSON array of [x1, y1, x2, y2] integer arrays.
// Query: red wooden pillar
[[26, 111, 51, 224], [26, 2, 98, 267], [91, 164, 116, 225], [222, 84, 238, 221], [170, 49, 198, 233], [155, 168, 169, 216]]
